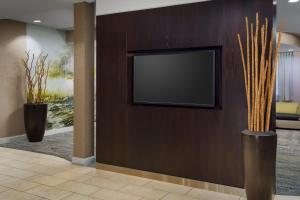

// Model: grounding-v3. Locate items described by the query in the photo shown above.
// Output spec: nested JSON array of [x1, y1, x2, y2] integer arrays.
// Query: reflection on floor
[[0, 147, 298, 200], [276, 129, 300, 196]]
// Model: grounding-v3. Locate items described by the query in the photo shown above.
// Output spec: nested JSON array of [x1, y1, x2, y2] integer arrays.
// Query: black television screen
[[133, 49, 216, 107]]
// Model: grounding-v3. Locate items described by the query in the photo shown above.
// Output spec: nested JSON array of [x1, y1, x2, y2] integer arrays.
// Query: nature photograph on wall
[[45, 50, 74, 129], [23, 49, 74, 131]]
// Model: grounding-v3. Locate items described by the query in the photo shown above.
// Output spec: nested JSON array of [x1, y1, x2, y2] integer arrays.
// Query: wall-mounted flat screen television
[[133, 49, 216, 107]]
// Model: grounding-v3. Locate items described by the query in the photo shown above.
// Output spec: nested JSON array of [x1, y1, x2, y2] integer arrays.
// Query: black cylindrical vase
[[24, 103, 48, 142], [242, 130, 277, 200]]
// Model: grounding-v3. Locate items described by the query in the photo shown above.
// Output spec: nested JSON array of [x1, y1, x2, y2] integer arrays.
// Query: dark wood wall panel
[[97, 0, 274, 188]]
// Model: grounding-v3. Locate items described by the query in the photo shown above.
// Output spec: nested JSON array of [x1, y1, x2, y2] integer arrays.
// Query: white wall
[[26, 24, 71, 61], [96, 0, 210, 16]]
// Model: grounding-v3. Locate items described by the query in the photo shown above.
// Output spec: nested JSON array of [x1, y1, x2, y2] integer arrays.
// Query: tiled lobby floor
[[0, 147, 299, 200]]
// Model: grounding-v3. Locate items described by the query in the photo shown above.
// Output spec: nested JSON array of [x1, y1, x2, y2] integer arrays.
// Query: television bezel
[[131, 47, 219, 108]]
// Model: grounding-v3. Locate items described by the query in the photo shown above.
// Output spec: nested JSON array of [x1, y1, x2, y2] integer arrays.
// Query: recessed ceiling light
[[33, 19, 41, 23], [288, 0, 299, 3]]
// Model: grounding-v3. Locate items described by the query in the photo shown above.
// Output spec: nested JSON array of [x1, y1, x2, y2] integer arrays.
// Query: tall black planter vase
[[242, 130, 277, 200], [24, 103, 48, 142]]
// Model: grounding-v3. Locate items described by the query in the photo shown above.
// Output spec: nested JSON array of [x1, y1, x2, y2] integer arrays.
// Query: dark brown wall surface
[[96, 0, 274, 188]]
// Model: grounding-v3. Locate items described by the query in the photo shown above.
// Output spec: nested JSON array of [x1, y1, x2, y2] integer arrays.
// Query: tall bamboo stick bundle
[[237, 13, 281, 133]]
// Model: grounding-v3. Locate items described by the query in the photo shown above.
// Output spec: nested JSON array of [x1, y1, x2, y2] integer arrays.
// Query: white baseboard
[[0, 126, 74, 144], [72, 156, 96, 166]]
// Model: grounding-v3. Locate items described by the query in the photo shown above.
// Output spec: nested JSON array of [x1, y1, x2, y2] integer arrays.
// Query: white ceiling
[[0, 0, 299, 33], [0, 0, 94, 30], [96, 0, 210, 16], [277, 0, 300, 37]]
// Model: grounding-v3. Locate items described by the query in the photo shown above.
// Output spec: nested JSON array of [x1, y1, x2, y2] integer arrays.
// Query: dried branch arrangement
[[237, 13, 281, 132], [22, 51, 50, 104]]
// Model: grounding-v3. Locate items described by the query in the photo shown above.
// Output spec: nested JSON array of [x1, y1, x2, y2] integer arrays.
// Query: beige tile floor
[[0, 147, 299, 200]]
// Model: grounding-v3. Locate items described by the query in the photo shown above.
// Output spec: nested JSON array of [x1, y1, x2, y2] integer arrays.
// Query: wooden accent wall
[[96, 0, 274, 188]]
